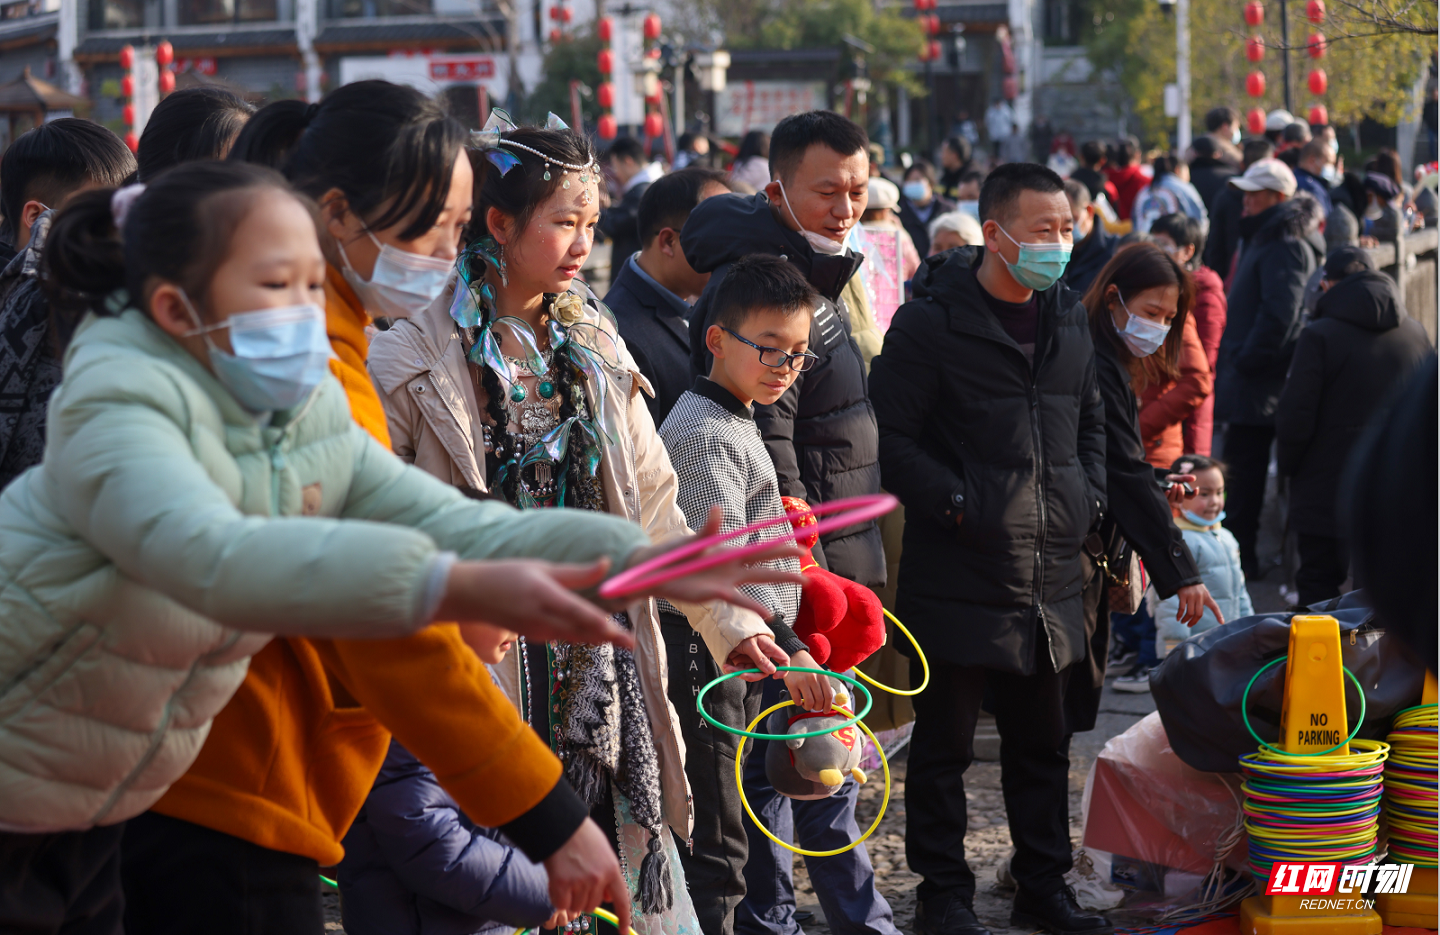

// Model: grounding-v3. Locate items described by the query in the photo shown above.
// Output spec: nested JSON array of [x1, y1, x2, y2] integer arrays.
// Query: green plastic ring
[[1241, 656, 1367, 757], [696, 667, 873, 740]]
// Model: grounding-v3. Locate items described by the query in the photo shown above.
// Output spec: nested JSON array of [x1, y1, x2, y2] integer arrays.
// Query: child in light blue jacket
[[1153, 455, 1252, 658]]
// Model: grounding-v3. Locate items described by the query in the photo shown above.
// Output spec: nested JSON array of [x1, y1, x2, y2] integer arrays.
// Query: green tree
[[524, 31, 604, 125], [1084, 0, 1432, 146]]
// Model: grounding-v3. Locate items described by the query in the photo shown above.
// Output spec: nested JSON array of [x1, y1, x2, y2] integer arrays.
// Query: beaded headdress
[[471, 109, 601, 206]]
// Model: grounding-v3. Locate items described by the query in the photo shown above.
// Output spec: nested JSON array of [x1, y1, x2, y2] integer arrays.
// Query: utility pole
[[1176, 0, 1190, 150]]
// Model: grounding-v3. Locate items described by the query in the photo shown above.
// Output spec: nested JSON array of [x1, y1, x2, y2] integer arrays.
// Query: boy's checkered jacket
[[657, 380, 803, 626]]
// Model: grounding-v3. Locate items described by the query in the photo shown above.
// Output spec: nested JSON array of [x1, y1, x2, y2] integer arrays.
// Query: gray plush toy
[[763, 678, 869, 800]]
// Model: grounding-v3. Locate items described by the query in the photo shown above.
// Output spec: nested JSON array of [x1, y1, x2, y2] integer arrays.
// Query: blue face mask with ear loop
[[995, 224, 1072, 291], [1183, 508, 1226, 527], [181, 293, 334, 414], [1115, 292, 1171, 357]]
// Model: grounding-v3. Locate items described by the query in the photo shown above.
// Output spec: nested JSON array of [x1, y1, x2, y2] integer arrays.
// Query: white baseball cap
[[868, 177, 900, 211], [1265, 109, 1297, 132], [1230, 158, 1298, 196]]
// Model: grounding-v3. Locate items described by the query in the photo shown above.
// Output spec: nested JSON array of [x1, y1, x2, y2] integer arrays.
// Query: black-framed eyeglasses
[[721, 326, 820, 372]]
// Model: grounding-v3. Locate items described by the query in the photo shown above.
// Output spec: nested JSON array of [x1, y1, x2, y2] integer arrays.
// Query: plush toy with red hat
[[781, 497, 886, 675]]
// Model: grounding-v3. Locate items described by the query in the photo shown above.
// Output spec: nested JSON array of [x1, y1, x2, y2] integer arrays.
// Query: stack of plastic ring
[[1238, 657, 1389, 882], [1383, 703, 1438, 867], [513, 907, 636, 935]]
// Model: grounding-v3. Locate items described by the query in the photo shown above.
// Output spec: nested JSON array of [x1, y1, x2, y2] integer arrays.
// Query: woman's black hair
[[0, 118, 135, 246], [469, 124, 598, 508], [1149, 212, 1206, 269], [42, 161, 302, 347], [1082, 241, 1194, 391], [137, 87, 256, 181], [1150, 152, 1180, 186], [736, 129, 770, 162], [1170, 453, 1226, 481], [229, 80, 466, 241]]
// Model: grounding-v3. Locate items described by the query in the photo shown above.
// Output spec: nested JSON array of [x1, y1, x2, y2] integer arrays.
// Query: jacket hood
[[680, 191, 863, 301], [1239, 194, 1325, 247], [1314, 269, 1406, 331]]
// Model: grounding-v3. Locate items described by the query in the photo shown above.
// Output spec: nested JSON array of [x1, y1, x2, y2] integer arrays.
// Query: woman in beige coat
[[369, 119, 821, 935]]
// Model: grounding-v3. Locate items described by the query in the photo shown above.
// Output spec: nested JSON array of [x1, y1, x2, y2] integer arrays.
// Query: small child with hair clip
[[1152, 454, 1253, 658]]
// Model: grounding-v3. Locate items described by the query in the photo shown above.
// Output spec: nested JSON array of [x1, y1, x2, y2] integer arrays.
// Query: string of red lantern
[[914, 0, 942, 62], [641, 13, 664, 140], [596, 16, 616, 140], [1243, 0, 1265, 134], [119, 41, 175, 152], [1305, 0, 1326, 126]]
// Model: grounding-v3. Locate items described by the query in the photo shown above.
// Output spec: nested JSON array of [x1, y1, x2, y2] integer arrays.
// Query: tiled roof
[[0, 13, 58, 50], [315, 17, 505, 50]]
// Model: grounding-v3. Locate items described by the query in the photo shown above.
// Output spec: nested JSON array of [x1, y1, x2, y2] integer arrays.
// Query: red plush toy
[[781, 497, 887, 674]]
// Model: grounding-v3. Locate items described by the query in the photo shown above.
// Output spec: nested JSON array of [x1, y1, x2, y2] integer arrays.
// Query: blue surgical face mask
[[776, 179, 849, 256], [902, 181, 929, 202], [1232, 128, 1242, 146], [1115, 293, 1171, 357], [339, 230, 455, 320], [1184, 508, 1226, 527], [184, 295, 333, 413], [997, 224, 1072, 291], [1320, 163, 1338, 183]]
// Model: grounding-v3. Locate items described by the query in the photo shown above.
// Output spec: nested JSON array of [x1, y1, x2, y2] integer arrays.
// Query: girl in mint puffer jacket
[[0, 162, 795, 934]]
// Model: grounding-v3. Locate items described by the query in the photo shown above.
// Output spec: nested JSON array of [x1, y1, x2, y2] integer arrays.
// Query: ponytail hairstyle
[[468, 125, 599, 508], [43, 161, 303, 348], [1082, 241, 1194, 392], [137, 86, 256, 181], [229, 80, 466, 241]]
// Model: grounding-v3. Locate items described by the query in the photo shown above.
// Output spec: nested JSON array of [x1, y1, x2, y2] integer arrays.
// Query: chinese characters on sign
[[715, 81, 827, 136], [1265, 861, 1413, 909]]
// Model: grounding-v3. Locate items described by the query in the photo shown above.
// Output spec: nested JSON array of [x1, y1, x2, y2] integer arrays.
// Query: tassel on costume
[[637, 831, 673, 914]]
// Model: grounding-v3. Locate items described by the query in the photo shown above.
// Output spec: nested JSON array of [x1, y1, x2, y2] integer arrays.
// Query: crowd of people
[[0, 83, 1432, 935]]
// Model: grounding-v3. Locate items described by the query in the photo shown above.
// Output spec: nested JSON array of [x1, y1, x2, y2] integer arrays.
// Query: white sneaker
[[1066, 849, 1126, 911], [1111, 665, 1152, 693]]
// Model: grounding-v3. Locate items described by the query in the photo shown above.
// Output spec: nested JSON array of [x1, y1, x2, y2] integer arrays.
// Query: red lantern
[[121, 103, 135, 125], [548, 5, 558, 18], [120, 74, 134, 97], [1307, 68, 1327, 95], [1246, 71, 1266, 97], [1248, 107, 1266, 134], [1308, 104, 1328, 125], [644, 111, 664, 138], [643, 12, 661, 40], [118, 44, 135, 69], [549, 28, 561, 42], [1307, 32, 1327, 57], [155, 40, 173, 65], [929, 39, 942, 61], [598, 114, 618, 140], [931, 14, 943, 34], [559, 7, 571, 22], [597, 49, 614, 74], [645, 46, 661, 59], [1243, 0, 1264, 24], [596, 81, 614, 108], [124, 130, 139, 152], [1002, 75, 1018, 99], [158, 69, 175, 93], [597, 16, 613, 41], [1245, 36, 1265, 61], [1306, 0, 1324, 23]]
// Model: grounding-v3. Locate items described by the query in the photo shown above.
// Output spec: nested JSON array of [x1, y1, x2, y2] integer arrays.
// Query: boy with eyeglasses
[[658, 253, 839, 935]]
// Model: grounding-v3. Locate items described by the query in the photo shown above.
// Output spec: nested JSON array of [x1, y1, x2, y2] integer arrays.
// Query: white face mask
[[338, 230, 456, 319], [1320, 164, 1338, 183], [1231, 127, 1242, 145], [1116, 293, 1170, 357], [776, 179, 848, 256]]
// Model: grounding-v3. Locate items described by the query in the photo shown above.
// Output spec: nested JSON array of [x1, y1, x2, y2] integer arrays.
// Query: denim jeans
[[1111, 602, 1158, 668], [734, 679, 900, 935]]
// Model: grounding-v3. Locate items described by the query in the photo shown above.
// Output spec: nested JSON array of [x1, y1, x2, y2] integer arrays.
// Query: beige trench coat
[[367, 286, 773, 840]]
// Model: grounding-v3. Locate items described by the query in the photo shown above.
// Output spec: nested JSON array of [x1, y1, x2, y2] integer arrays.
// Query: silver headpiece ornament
[[470, 110, 600, 205]]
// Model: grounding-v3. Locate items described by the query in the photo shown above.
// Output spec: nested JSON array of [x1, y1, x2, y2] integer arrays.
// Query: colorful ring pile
[[1238, 738, 1390, 882], [1383, 703, 1438, 867]]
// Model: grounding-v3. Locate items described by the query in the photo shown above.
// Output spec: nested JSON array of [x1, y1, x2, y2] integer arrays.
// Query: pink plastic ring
[[598, 493, 899, 601]]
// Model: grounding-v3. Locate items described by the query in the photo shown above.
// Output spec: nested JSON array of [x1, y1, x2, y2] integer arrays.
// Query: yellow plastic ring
[[512, 907, 639, 935], [848, 609, 930, 697], [735, 700, 890, 857]]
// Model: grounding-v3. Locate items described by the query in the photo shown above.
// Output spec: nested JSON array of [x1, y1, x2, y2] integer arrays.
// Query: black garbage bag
[[1150, 590, 1428, 773]]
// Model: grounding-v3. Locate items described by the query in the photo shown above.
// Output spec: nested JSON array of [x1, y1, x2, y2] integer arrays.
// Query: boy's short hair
[[637, 167, 731, 245], [1079, 139, 1106, 167], [768, 111, 867, 183], [0, 118, 135, 246], [1063, 178, 1091, 208], [1205, 106, 1239, 133], [1171, 453, 1226, 480], [712, 254, 819, 332], [978, 161, 1066, 224], [604, 137, 646, 165]]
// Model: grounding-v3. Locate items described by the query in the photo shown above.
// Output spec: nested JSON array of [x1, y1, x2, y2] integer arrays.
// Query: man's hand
[[436, 559, 632, 648], [1164, 473, 1197, 507], [543, 910, 575, 930], [1176, 583, 1225, 628], [783, 649, 833, 712], [542, 818, 632, 935], [724, 634, 789, 681]]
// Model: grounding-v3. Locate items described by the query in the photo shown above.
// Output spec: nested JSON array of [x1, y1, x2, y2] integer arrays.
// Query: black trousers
[[662, 613, 762, 935], [1222, 423, 1276, 573], [1296, 534, 1350, 607], [905, 636, 1075, 904], [121, 811, 322, 935], [0, 824, 125, 935]]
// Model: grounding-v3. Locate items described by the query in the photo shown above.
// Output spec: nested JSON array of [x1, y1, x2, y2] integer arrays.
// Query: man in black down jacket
[[1215, 159, 1325, 576], [1275, 247, 1433, 605], [1202, 138, 1274, 278], [685, 110, 884, 587], [1060, 180, 1118, 296], [870, 163, 1110, 935]]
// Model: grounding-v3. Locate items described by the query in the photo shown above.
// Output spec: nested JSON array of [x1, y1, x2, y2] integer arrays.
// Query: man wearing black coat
[[685, 110, 885, 588], [870, 163, 1111, 935], [1215, 159, 1325, 576], [1202, 138, 1274, 278], [1276, 247, 1433, 605], [1061, 180, 1118, 296], [605, 167, 732, 423], [1187, 136, 1237, 212], [597, 137, 654, 266]]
